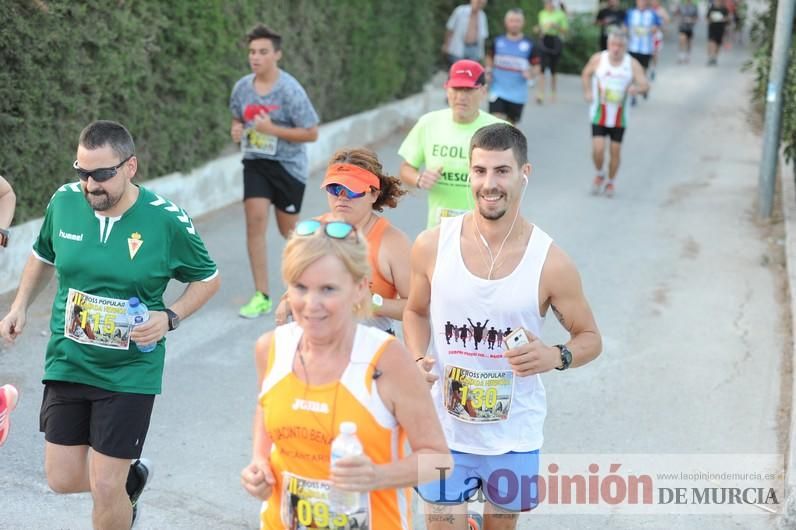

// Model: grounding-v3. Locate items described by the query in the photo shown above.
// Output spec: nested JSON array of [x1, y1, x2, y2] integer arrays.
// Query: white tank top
[[589, 51, 633, 129], [428, 215, 552, 454]]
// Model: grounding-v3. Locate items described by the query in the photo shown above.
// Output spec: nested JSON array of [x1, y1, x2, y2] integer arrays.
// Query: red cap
[[445, 60, 486, 88]]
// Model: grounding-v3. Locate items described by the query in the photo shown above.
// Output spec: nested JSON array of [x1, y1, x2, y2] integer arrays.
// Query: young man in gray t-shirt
[[229, 24, 319, 318]]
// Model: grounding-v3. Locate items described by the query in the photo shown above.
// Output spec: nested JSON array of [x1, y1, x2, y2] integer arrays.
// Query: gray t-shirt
[[229, 70, 320, 183]]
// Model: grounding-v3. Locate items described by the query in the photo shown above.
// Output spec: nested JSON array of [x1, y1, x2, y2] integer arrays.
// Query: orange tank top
[[366, 217, 398, 300], [318, 213, 398, 300], [258, 323, 411, 529]]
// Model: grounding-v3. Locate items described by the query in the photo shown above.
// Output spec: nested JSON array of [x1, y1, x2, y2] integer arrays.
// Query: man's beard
[[479, 207, 507, 221], [83, 189, 122, 212]]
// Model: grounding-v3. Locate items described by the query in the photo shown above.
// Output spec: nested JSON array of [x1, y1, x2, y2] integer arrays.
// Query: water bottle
[[127, 297, 156, 352], [329, 422, 363, 514]]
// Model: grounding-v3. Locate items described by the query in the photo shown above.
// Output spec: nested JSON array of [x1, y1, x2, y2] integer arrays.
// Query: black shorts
[[629, 52, 652, 70], [708, 24, 726, 45], [489, 98, 525, 124], [592, 124, 626, 143], [600, 34, 609, 51], [40, 381, 155, 459], [242, 158, 305, 214], [679, 27, 694, 40], [539, 35, 563, 74]]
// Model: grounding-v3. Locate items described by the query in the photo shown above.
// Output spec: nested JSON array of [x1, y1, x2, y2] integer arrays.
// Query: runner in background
[[707, 0, 730, 65], [582, 31, 650, 197], [398, 59, 503, 228], [275, 148, 412, 336], [595, 0, 627, 51], [230, 23, 320, 319], [649, 0, 671, 80], [405, 124, 602, 529], [442, 0, 490, 66], [676, 0, 699, 63], [535, 0, 569, 104], [625, 0, 662, 104], [485, 8, 537, 126]]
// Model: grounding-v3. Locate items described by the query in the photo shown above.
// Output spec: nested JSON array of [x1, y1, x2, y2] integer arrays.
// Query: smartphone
[[504, 327, 530, 350]]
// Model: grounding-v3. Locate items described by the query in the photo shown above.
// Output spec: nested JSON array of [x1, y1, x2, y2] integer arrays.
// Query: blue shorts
[[415, 449, 540, 512]]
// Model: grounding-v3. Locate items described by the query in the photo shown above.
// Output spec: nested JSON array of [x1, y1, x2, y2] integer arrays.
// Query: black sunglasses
[[73, 155, 133, 182]]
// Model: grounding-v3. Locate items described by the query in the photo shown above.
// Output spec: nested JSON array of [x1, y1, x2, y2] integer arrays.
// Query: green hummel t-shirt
[[33, 184, 217, 394], [399, 109, 504, 228]]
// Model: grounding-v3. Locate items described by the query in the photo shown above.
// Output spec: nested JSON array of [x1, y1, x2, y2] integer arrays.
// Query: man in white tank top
[[580, 30, 649, 198], [404, 123, 603, 529]]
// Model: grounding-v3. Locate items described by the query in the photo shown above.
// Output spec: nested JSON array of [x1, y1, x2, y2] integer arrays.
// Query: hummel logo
[[59, 229, 83, 242], [292, 398, 329, 413]]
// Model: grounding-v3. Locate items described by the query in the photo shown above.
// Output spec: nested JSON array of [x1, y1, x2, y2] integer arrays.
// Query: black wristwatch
[[165, 309, 180, 331], [555, 344, 572, 371]]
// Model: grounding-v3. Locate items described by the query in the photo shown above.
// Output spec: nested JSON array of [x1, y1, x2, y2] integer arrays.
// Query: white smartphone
[[504, 327, 530, 350]]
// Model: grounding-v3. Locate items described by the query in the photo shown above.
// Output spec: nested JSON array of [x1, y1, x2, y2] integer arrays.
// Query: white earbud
[[522, 173, 529, 184]]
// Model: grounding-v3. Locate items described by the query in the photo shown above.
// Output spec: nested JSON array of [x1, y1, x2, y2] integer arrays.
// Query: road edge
[[780, 154, 796, 528]]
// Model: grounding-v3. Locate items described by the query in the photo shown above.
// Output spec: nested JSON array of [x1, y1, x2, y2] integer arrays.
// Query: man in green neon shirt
[[399, 59, 504, 228], [0, 120, 220, 528]]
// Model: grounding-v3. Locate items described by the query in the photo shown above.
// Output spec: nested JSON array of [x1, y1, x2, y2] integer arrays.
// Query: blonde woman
[[241, 220, 450, 529]]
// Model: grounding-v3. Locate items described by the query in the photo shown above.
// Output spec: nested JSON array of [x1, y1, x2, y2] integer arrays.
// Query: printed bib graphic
[[437, 207, 469, 222], [603, 88, 624, 104], [444, 364, 515, 423], [243, 128, 278, 156], [64, 288, 131, 349], [280, 472, 370, 529]]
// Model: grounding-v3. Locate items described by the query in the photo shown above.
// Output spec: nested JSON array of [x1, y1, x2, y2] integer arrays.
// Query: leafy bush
[[749, 0, 796, 162], [0, 0, 438, 222]]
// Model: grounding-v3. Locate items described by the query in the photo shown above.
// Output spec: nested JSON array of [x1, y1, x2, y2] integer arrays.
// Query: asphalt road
[[0, 15, 785, 530]]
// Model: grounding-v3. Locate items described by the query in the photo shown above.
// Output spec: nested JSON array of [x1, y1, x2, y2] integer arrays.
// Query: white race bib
[[443, 365, 515, 423], [280, 472, 370, 529], [64, 288, 132, 350], [243, 128, 278, 156]]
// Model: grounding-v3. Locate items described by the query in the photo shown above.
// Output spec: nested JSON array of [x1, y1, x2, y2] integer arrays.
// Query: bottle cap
[[339, 421, 357, 435], [128, 297, 141, 307]]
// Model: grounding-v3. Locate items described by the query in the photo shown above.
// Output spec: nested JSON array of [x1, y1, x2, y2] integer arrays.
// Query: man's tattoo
[[550, 304, 573, 332]]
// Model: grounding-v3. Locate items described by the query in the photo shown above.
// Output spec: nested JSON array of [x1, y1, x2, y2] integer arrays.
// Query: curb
[[0, 76, 446, 295], [779, 154, 796, 528]]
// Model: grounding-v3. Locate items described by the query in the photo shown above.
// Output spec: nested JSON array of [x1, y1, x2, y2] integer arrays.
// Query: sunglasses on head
[[325, 183, 367, 199], [295, 219, 357, 239], [73, 155, 133, 182]]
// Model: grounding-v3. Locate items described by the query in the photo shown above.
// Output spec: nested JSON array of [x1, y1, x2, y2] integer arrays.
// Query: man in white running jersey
[[404, 123, 602, 529], [581, 30, 649, 197]]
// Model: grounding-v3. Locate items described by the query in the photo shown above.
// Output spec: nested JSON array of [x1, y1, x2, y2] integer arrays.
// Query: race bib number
[[64, 289, 131, 350], [437, 207, 469, 223], [709, 11, 725, 22], [634, 26, 650, 36], [603, 88, 624, 104], [444, 365, 515, 423], [243, 128, 278, 156], [280, 472, 370, 529]]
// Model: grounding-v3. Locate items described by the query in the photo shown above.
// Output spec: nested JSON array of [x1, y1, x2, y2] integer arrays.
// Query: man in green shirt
[[0, 121, 220, 528], [399, 59, 504, 228]]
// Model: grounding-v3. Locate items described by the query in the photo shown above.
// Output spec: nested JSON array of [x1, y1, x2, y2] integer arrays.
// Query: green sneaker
[[239, 292, 272, 318]]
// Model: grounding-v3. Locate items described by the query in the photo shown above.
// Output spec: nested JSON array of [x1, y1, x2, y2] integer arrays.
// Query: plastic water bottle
[[127, 297, 156, 352], [329, 422, 363, 514]]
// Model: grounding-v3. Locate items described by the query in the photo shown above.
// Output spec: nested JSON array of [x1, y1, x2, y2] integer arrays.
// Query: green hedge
[[1, 0, 438, 223], [749, 0, 796, 162], [2, 0, 598, 224]]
